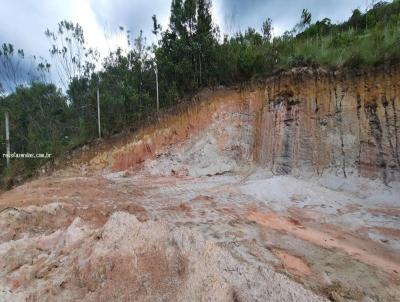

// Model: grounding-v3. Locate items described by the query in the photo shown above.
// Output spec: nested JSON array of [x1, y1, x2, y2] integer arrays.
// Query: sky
[[0, 0, 370, 66]]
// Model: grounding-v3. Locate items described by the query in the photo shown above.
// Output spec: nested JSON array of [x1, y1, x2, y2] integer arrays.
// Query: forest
[[0, 0, 399, 187]]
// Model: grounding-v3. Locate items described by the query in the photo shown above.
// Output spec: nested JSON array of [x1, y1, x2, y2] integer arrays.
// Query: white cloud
[[213, 0, 367, 36]]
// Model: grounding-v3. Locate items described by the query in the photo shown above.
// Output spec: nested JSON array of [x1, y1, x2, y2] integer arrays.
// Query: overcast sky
[[0, 0, 369, 62]]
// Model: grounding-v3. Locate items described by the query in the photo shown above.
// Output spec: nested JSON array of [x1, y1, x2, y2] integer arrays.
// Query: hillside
[[0, 66, 399, 301]]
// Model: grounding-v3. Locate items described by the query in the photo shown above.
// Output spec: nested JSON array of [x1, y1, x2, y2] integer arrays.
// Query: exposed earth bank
[[85, 65, 400, 181]]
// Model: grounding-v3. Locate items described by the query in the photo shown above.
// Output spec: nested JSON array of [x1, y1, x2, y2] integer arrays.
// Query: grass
[[277, 21, 400, 70]]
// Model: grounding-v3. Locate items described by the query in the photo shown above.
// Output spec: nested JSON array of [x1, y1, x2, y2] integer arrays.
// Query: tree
[[170, 0, 186, 37], [0, 83, 71, 185], [152, 15, 162, 36], [0, 44, 25, 91], [133, 30, 150, 107], [45, 21, 99, 90], [183, 0, 197, 37], [299, 9, 312, 32], [0, 43, 50, 93], [152, 15, 162, 112], [349, 9, 363, 30], [196, 0, 215, 86], [0, 82, 4, 98], [262, 18, 273, 43]]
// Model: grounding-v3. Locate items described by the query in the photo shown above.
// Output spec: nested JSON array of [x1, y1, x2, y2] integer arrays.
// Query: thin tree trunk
[[155, 64, 159, 112], [5, 112, 10, 167], [97, 88, 101, 138], [199, 54, 202, 86]]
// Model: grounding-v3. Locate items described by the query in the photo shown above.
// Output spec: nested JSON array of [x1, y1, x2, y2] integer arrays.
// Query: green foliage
[[156, 0, 216, 95], [161, 0, 399, 84], [300, 8, 312, 31], [0, 83, 72, 187], [262, 18, 273, 43]]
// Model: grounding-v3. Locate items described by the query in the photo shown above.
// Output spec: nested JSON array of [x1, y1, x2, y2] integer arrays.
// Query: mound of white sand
[[0, 210, 326, 301]]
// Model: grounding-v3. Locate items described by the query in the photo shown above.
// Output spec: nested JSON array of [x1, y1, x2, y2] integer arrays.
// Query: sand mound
[[0, 210, 325, 301]]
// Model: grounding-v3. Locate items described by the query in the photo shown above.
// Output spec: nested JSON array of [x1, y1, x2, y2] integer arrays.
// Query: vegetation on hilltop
[[1, 0, 400, 187]]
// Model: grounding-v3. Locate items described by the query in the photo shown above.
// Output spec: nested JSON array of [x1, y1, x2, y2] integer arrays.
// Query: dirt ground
[[0, 167, 399, 301]]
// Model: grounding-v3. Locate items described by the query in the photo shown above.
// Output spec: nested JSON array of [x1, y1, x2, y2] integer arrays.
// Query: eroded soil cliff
[[82, 66, 400, 183], [257, 66, 400, 182]]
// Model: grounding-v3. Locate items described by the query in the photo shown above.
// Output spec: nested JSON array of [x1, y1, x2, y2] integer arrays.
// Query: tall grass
[[277, 17, 400, 70]]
